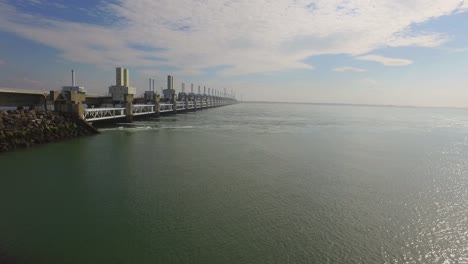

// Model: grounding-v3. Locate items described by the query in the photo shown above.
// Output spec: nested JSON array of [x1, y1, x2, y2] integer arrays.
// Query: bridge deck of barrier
[[84, 108, 126, 122], [160, 103, 173, 113], [83, 101, 232, 122], [133, 104, 155, 116]]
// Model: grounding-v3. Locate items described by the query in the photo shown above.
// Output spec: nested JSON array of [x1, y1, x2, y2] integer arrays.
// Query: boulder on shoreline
[[0, 110, 99, 153]]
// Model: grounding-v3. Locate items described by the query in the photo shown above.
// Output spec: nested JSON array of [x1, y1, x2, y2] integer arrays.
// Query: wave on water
[[98, 126, 124, 131], [159, 125, 195, 130], [99, 125, 197, 132], [99, 126, 152, 132]]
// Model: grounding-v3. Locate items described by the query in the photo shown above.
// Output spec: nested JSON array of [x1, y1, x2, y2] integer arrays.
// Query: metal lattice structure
[[83, 99, 232, 122], [160, 103, 173, 113], [84, 108, 126, 122], [176, 102, 185, 110], [133, 104, 155, 116]]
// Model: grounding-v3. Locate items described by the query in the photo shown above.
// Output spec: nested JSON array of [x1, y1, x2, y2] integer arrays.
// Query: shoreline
[[0, 110, 99, 153]]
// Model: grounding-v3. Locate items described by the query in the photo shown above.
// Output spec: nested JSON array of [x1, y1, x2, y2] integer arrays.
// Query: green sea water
[[1, 103, 468, 263]]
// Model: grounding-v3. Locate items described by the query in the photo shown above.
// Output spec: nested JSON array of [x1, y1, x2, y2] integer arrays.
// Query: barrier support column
[[70, 91, 86, 119], [125, 94, 134, 122], [172, 96, 177, 114], [154, 94, 160, 117]]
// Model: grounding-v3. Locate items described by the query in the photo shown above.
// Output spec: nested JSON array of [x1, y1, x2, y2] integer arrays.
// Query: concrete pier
[[154, 94, 160, 117]]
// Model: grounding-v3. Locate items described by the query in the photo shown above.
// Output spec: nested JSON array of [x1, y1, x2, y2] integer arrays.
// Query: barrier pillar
[[70, 91, 86, 119], [154, 94, 160, 117], [172, 96, 177, 114], [125, 94, 134, 122]]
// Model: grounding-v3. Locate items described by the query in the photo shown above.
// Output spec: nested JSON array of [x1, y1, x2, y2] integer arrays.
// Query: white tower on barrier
[[144, 78, 157, 102], [188, 83, 196, 101], [109, 67, 136, 102], [163, 75, 176, 101]]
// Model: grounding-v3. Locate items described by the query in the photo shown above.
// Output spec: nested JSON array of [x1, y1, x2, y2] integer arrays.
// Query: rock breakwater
[[0, 110, 98, 152]]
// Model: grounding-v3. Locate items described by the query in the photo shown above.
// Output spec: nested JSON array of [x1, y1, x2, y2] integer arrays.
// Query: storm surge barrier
[[0, 68, 238, 124]]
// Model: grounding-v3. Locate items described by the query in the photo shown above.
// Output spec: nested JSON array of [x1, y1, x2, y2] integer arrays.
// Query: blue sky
[[0, 0, 468, 106]]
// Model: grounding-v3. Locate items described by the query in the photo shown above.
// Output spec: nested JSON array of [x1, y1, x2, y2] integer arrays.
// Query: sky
[[0, 0, 468, 107]]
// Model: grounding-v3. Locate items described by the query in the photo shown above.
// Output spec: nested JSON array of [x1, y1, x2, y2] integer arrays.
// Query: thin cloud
[[0, 76, 47, 89], [333, 67, 367, 72], [0, 0, 466, 76], [361, 78, 377, 87], [447, 47, 468, 53], [356, 55, 413, 66], [22, 77, 45, 86], [27, 0, 42, 5], [386, 32, 449, 48], [463, 1, 468, 8]]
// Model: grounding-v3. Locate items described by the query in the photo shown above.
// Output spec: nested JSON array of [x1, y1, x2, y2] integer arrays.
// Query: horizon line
[[241, 100, 468, 110]]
